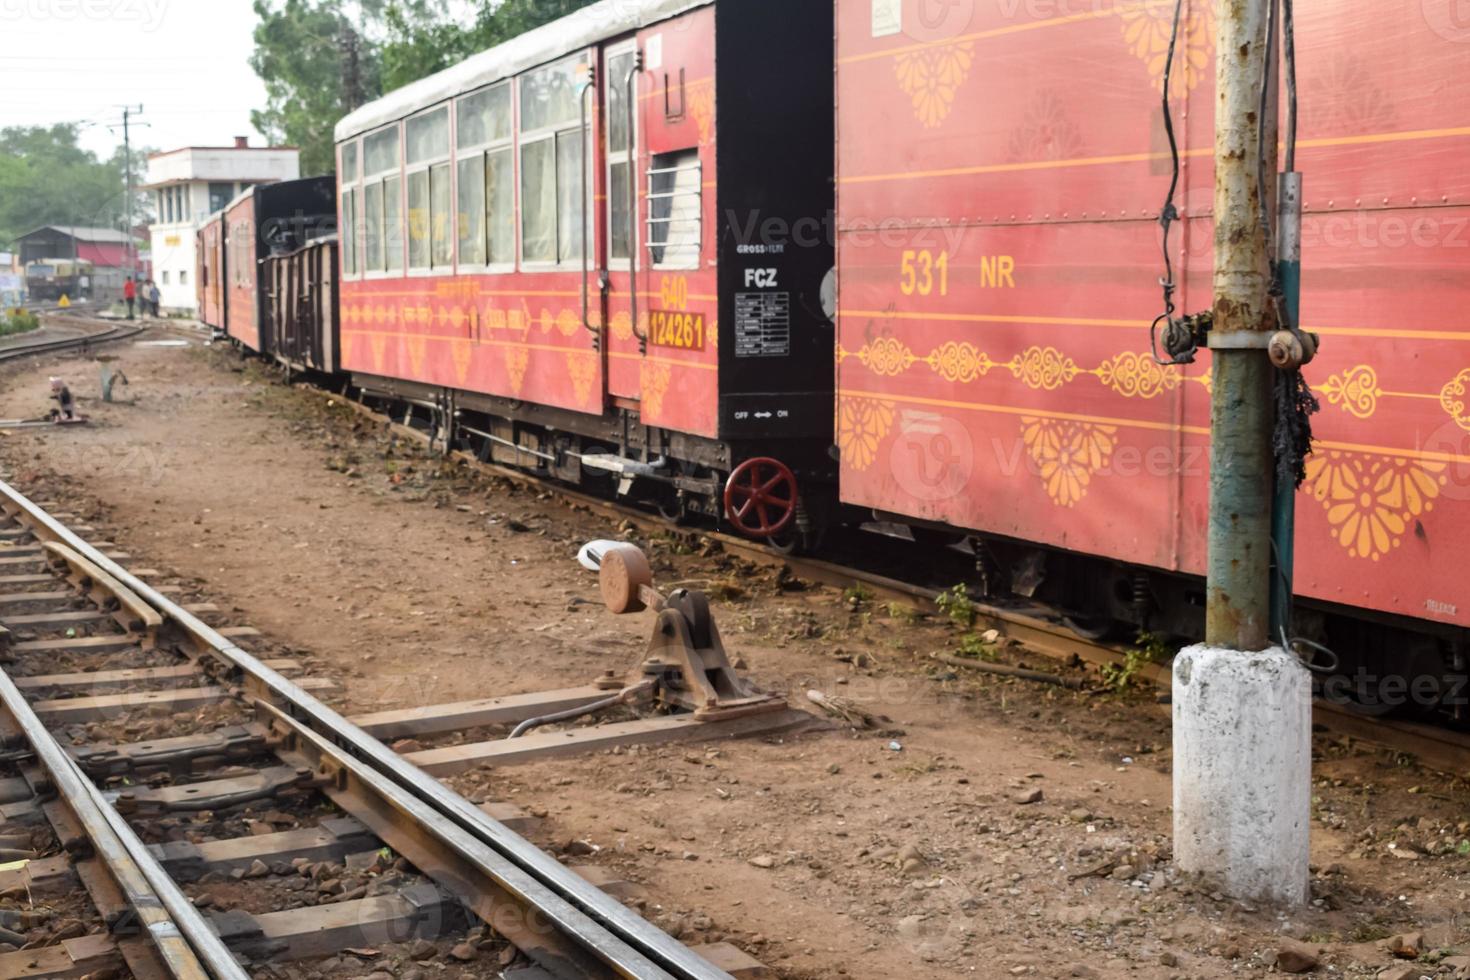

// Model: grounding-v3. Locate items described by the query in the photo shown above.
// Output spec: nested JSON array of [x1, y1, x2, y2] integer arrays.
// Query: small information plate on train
[[649, 310, 707, 351], [734, 292, 791, 358]]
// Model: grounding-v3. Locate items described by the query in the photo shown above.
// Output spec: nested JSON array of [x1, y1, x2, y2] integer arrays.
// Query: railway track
[[0, 312, 144, 366], [324, 383, 1470, 781], [0, 479, 763, 979]]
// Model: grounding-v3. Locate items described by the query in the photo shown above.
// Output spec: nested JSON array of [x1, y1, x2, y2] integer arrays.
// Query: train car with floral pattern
[[331, 0, 836, 542], [834, 0, 1470, 701]]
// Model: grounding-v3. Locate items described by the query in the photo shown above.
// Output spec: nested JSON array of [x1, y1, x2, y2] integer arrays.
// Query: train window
[[384, 175, 404, 273], [520, 139, 556, 264], [455, 82, 515, 272], [406, 108, 451, 273], [341, 142, 358, 184], [519, 53, 590, 269], [555, 130, 584, 264], [365, 182, 384, 272], [649, 150, 701, 269], [487, 148, 514, 265], [520, 56, 582, 133], [342, 189, 359, 277], [407, 107, 450, 165], [408, 171, 430, 268], [431, 162, 453, 267], [457, 154, 486, 267], [457, 84, 511, 148], [364, 127, 400, 176], [606, 47, 637, 264]]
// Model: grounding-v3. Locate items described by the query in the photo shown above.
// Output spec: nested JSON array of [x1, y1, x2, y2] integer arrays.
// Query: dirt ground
[[1, 335, 1468, 980]]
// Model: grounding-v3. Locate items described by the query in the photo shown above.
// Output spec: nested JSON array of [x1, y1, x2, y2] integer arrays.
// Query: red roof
[[77, 243, 132, 268]]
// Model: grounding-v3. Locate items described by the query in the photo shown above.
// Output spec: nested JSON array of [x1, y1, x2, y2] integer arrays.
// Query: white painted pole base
[[1172, 645, 1311, 906]]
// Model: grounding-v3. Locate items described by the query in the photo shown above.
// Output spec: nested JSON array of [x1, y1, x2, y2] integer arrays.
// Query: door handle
[[579, 67, 601, 350], [625, 52, 646, 353]]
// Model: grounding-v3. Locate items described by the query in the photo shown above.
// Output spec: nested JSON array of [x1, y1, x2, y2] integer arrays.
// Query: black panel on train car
[[252, 176, 337, 358], [714, 0, 836, 444]]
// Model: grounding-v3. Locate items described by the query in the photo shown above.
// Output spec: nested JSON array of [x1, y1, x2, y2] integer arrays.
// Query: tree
[[250, 0, 601, 174], [250, 0, 387, 176], [0, 126, 145, 250]]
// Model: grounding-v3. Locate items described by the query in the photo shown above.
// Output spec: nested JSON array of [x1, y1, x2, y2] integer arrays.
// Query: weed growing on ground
[[955, 632, 997, 661], [2, 309, 39, 336], [1100, 631, 1171, 693], [935, 583, 977, 628], [843, 582, 874, 607]]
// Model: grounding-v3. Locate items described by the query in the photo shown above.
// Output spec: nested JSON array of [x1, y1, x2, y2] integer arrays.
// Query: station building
[[144, 138, 300, 314]]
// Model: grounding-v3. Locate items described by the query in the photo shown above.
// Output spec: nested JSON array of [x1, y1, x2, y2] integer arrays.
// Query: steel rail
[[0, 665, 247, 980], [0, 320, 145, 364], [0, 477, 732, 980]]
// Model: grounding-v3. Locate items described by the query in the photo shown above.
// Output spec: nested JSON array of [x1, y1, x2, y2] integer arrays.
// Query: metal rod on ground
[[931, 653, 1089, 691], [1173, 0, 1311, 908]]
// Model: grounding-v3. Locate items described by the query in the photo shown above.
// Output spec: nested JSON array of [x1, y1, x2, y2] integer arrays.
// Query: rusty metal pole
[[1206, 0, 1278, 652]]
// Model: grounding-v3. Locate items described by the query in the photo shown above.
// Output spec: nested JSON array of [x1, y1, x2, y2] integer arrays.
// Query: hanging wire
[[1149, 0, 1193, 366]]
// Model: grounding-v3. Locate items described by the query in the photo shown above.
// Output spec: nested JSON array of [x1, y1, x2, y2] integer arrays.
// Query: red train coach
[[197, 214, 226, 330], [332, 0, 836, 539], [833, 1, 1470, 678], [218, 178, 337, 356]]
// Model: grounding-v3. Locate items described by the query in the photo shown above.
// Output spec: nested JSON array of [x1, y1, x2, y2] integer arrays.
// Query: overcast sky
[[0, 0, 271, 159]]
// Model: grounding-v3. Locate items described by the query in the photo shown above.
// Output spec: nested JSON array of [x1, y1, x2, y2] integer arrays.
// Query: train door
[[600, 40, 643, 403]]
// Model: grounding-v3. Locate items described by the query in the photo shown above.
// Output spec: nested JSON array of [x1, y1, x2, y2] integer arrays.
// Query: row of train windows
[[337, 54, 700, 279]]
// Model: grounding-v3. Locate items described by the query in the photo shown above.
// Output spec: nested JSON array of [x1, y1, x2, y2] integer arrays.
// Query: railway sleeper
[[71, 723, 272, 777], [0, 933, 120, 979], [210, 880, 459, 962], [150, 815, 379, 881], [103, 763, 319, 815]]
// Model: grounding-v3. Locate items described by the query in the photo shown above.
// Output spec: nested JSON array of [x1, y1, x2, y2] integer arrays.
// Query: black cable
[[1149, 0, 1188, 366]]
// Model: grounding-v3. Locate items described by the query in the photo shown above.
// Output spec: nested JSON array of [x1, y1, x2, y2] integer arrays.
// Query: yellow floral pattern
[[838, 397, 896, 472], [641, 361, 673, 417], [505, 346, 530, 396], [894, 42, 975, 128], [1305, 452, 1447, 561], [568, 352, 599, 407], [1010, 346, 1080, 391], [1021, 417, 1118, 508], [926, 341, 993, 384], [450, 339, 473, 386], [689, 85, 715, 145], [1096, 351, 1182, 399], [369, 334, 389, 373], [1320, 365, 1382, 420], [1121, 1, 1214, 97], [856, 337, 918, 376], [1441, 368, 1470, 432]]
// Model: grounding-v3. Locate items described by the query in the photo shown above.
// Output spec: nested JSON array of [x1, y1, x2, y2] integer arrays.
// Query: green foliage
[[251, 0, 385, 176], [842, 583, 874, 606], [1459, 839, 1470, 856], [934, 584, 977, 628], [0, 126, 147, 249], [956, 633, 997, 661], [2, 309, 40, 336], [1099, 631, 1171, 693], [251, 0, 601, 176]]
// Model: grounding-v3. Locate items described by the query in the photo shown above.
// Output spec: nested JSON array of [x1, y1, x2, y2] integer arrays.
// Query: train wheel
[[724, 458, 799, 539]]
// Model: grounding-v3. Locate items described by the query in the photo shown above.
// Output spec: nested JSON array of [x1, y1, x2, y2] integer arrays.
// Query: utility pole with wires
[[1170, 0, 1315, 908], [114, 105, 147, 282]]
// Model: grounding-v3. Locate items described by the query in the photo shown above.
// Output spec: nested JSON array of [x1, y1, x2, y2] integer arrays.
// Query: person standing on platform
[[123, 276, 136, 320]]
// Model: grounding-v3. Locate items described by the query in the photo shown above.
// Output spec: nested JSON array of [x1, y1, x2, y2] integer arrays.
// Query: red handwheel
[[724, 458, 799, 538]]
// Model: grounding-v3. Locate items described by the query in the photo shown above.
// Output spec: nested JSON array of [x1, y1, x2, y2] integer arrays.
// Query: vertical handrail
[[579, 68, 600, 349], [625, 52, 646, 353]]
